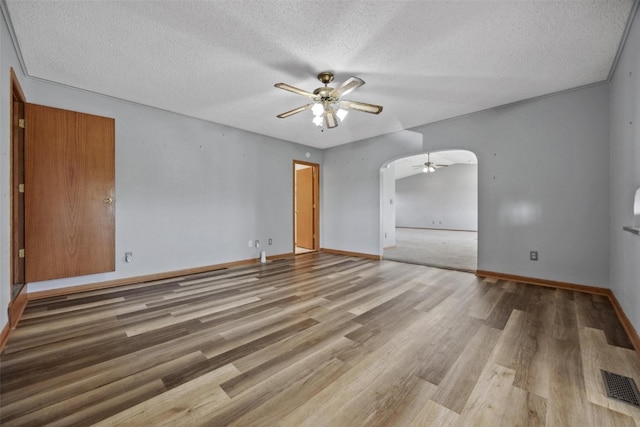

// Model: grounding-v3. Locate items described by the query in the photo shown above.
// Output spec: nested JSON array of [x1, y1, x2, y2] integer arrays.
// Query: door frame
[[9, 68, 27, 327], [381, 150, 479, 271], [293, 161, 319, 253]]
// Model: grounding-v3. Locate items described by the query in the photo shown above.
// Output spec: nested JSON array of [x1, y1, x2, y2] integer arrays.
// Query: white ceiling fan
[[413, 153, 449, 173], [275, 72, 383, 129]]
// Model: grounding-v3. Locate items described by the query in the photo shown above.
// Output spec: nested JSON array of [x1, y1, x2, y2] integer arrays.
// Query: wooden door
[[11, 71, 26, 292], [12, 100, 25, 288], [25, 104, 115, 282], [296, 167, 314, 249]]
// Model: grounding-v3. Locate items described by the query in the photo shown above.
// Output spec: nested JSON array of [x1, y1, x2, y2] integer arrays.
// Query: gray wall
[[610, 10, 640, 334], [322, 130, 424, 255], [0, 13, 322, 296], [396, 164, 478, 231], [381, 163, 396, 248], [323, 84, 611, 288], [23, 79, 322, 293]]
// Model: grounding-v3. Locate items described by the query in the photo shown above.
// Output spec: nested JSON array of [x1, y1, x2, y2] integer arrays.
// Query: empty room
[[0, 1, 639, 425]]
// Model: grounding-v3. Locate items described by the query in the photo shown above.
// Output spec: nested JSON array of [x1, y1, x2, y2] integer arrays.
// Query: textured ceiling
[[4, 1, 634, 149]]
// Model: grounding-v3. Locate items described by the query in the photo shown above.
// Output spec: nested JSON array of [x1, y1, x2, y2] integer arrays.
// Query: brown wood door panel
[[25, 103, 115, 282], [296, 167, 314, 249], [12, 100, 25, 286]]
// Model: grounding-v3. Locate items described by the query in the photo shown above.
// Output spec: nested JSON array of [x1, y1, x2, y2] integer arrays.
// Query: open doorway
[[294, 161, 319, 254], [382, 150, 478, 272]]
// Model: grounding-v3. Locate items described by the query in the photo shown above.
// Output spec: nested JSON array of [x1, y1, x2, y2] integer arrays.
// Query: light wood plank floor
[[1, 253, 639, 426]]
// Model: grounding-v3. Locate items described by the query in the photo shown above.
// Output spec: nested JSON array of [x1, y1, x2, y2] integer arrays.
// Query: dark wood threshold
[[477, 269, 640, 358], [396, 226, 478, 233], [321, 248, 382, 260], [267, 252, 294, 261]]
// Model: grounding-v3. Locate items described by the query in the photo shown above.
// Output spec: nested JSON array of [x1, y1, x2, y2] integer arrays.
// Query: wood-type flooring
[[1, 253, 639, 426]]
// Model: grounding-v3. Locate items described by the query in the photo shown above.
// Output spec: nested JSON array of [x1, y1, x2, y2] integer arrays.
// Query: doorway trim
[[9, 67, 27, 328], [380, 149, 479, 272], [293, 161, 320, 254]]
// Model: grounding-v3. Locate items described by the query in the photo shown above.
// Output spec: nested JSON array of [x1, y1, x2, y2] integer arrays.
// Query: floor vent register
[[601, 370, 640, 407]]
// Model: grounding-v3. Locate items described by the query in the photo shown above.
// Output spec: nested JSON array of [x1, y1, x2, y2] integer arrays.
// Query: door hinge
[[18, 248, 25, 258], [18, 183, 24, 193], [18, 119, 25, 129]]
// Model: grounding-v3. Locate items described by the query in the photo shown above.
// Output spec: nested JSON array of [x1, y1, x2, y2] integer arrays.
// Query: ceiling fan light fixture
[[311, 102, 324, 116], [324, 109, 338, 128], [275, 71, 383, 130]]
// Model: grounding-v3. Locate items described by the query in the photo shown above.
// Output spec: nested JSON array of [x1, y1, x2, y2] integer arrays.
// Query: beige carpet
[[384, 228, 477, 272]]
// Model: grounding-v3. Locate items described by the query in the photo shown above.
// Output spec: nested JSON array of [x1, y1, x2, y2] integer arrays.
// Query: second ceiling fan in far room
[[413, 153, 449, 174]]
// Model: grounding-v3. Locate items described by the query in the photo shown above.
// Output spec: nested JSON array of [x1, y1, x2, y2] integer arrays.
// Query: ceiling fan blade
[[274, 83, 317, 99], [340, 100, 383, 115], [277, 104, 313, 118], [330, 76, 365, 99], [324, 109, 338, 128]]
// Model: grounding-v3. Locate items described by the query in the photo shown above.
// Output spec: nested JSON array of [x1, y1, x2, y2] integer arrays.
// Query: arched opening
[[381, 150, 478, 272]]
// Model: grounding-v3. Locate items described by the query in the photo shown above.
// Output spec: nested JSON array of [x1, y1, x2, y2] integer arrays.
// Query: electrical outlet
[[530, 251, 538, 261], [268, 238, 272, 245], [248, 240, 253, 248], [255, 240, 260, 248], [124, 252, 133, 263]]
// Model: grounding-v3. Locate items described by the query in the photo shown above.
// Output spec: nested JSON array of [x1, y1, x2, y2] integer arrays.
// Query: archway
[[381, 150, 478, 271]]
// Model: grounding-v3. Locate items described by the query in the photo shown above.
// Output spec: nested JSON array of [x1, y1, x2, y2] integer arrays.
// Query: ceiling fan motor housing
[[317, 72, 334, 85], [313, 87, 336, 102]]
